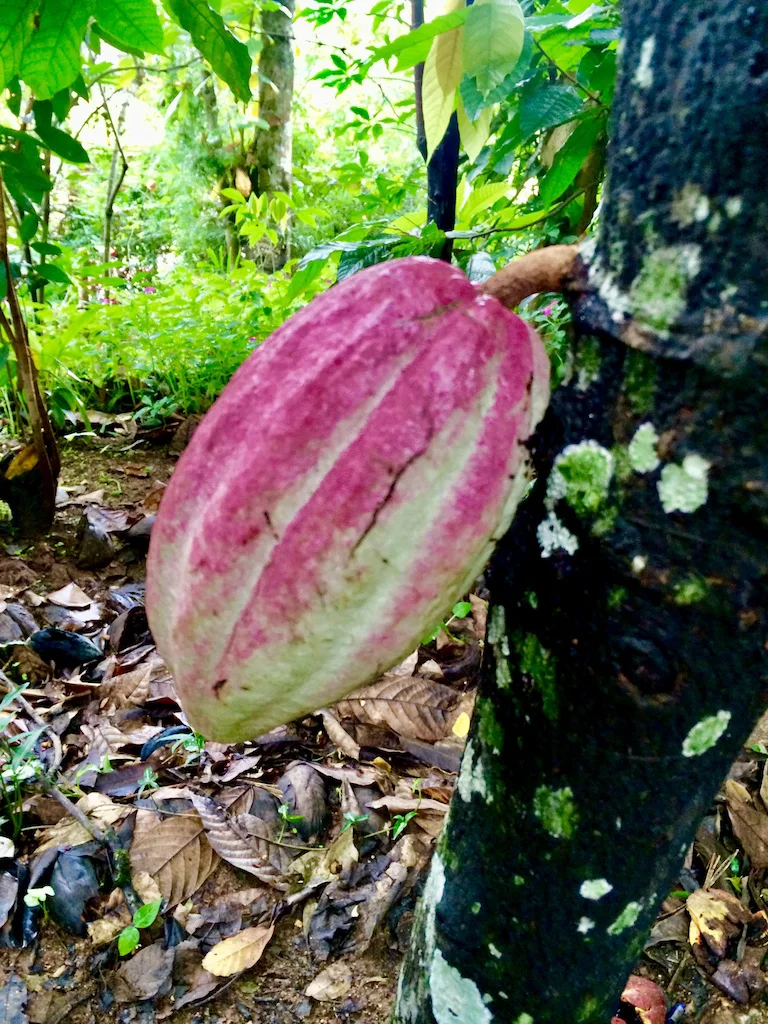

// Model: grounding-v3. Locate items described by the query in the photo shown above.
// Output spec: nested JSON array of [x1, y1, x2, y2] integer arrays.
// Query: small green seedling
[[170, 731, 206, 765], [24, 885, 55, 909], [342, 811, 369, 833], [277, 803, 303, 842], [137, 766, 159, 796], [421, 601, 473, 645], [118, 899, 163, 955]]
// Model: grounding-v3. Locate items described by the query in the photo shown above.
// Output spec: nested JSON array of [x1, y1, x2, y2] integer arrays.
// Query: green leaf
[[35, 263, 70, 284], [370, 11, 467, 71], [92, 0, 165, 55], [133, 899, 162, 929], [538, 114, 603, 205], [91, 22, 146, 58], [35, 123, 89, 164], [19, 212, 38, 241], [463, 0, 524, 97], [220, 187, 246, 203], [118, 926, 140, 956], [20, 0, 91, 100], [519, 83, 582, 139], [458, 180, 509, 222], [452, 601, 472, 617], [0, 265, 7, 302], [459, 28, 532, 120], [0, 0, 37, 92], [31, 241, 61, 255], [161, 0, 251, 102]]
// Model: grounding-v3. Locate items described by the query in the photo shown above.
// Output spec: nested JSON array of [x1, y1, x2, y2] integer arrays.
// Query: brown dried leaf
[[46, 583, 92, 609], [35, 793, 127, 853], [201, 922, 274, 977], [725, 779, 768, 869], [687, 887, 753, 958], [278, 763, 327, 841], [130, 808, 219, 905], [334, 675, 463, 742], [114, 942, 175, 1002], [320, 709, 360, 760], [187, 791, 290, 885], [306, 962, 352, 1002], [101, 660, 154, 710]]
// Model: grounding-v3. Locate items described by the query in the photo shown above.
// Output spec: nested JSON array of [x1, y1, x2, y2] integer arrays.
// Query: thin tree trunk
[[411, 0, 427, 162], [395, 1, 768, 1021], [251, 0, 296, 270]]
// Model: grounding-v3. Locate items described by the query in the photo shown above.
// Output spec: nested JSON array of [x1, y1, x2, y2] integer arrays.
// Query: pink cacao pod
[[146, 256, 549, 743]]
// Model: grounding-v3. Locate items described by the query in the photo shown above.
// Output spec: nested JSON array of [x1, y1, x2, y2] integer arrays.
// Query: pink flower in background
[[143, 286, 157, 294], [541, 302, 556, 317], [248, 336, 257, 342]]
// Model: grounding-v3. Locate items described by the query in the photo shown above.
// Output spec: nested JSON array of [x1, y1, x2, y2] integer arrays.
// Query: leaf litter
[[1, 437, 768, 1023]]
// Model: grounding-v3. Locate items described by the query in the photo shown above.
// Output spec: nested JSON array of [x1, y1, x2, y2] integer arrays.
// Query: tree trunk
[[251, 0, 295, 270], [395, 1, 768, 1021]]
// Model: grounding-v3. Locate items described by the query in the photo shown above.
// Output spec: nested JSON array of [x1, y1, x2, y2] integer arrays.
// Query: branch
[[479, 244, 579, 309], [533, 38, 606, 107]]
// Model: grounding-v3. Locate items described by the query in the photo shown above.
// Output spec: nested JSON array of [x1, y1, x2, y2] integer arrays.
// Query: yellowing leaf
[[463, 0, 524, 97], [452, 710, 471, 738], [457, 100, 492, 164], [201, 923, 275, 977], [422, 0, 465, 161], [458, 180, 510, 225]]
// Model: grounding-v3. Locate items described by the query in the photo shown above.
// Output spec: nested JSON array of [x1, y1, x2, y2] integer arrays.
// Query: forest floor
[[1, 427, 768, 1024]]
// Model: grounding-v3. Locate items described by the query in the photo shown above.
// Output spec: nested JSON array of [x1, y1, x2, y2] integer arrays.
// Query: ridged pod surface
[[146, 256, 549, 742]]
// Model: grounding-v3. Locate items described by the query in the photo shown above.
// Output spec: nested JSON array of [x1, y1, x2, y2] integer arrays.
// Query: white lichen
[[580, 878, 613, 901], [658, 453, 710, 513], [488, 943, 502, 959], [430, 950, 493, 1024], [546, 440, 614, 517], [629, 244, 702, 333], [671, 184, 710, 227], [514, 1016, 534, 1024], [537, 512, 579, 559], [633, 36, 655, 89], [457, 740, 492, 803], [725, 196, 743, 218], [628, 423, 661, 473], [631, 554, 648, 573], [682, 710, 731, 757], [577, 917, 596, 934]]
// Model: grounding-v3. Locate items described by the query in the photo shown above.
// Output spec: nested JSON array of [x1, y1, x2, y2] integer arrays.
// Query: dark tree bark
[[395, 1, 768, 1022], [411, 0, 460, 262]]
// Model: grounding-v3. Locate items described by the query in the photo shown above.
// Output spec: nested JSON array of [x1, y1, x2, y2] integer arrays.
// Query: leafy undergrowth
[[0, 432, 767, 1024]]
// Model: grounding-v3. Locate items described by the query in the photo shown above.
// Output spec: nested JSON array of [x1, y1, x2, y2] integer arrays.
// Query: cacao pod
[[146, 256, 549, 743]]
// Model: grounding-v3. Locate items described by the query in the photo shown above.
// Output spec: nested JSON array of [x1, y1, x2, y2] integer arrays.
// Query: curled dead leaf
[[130, 807, 218, 906], [334, 675, 466, 743]]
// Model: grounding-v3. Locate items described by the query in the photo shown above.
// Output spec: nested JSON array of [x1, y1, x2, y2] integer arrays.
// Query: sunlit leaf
[[538, 114, 603, 205], [519, 83, 582, 139], [0, 0, 36, 92], [422, 0, 465, 160], [20, 0, 91, 100], [93, 0, 165, 55], [201, 923, 274, 977], [161, 0, 252, 102], [462, 0, 524, 97], [457, 98, 491, 164]]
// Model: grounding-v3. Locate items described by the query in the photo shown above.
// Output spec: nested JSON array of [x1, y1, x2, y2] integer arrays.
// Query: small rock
[[127, 515, 155, 545], [5, 602, 39, 637], [0, 612, 24, 643]]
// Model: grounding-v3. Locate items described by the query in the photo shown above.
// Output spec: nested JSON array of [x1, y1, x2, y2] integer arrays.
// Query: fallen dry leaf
[[687, 887, 753, 959], [334, 675, 465, 743], [114, 942, 175, 1001], [306, 962, 352, 1001], [187, 791, 291, 885], [46, 583, 92, 609], [201, 922, 274, 977], [35, 793, 127, 853], [320, 709, 360, 759], [725, 779, 768, 869], [130, 807, 219, 905]]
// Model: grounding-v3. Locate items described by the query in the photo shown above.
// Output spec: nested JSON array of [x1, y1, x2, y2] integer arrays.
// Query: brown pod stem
[[479, 243, 579, 310]]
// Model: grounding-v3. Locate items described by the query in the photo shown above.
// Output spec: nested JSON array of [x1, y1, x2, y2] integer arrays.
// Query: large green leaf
[[35, 123, 89, 164], [459, 28, 532, 121], [369, 12, 467, 72], [92, 0, 165, 55], [519, 83, 582, 139], [0, 0, 37, 92], [20, 0, 91, 100], [161, 0, 251, 102], [463, 0, 524, 97], [538, 114, 603, 205]]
